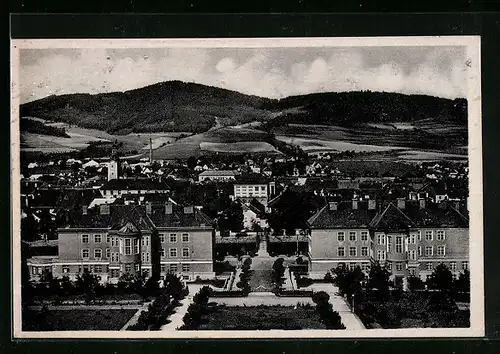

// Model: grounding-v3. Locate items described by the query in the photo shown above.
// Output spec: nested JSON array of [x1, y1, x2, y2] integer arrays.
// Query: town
[[20, 141, 470, 331]]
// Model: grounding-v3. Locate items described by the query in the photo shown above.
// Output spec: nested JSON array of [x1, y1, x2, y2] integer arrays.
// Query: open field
[[22, 309, 138, 331], [276, 135, 404, 153], [193, 304, 324, 330], [201, 141, 280, 154]]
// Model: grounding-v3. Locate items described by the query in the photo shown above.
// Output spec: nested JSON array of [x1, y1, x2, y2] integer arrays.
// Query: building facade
[[308, 199, 469, 284], [27, 202, 215, 283]]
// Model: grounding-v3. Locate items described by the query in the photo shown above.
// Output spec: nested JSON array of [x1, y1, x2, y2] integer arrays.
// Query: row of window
[[336, 231, 369, 242], [235, 186, 266, 192], [375, 230, 446, 245], [160, 263, 190, 272], [159, 233, 190, 243], [161, 247, 190, 258], [81, 247, 193, 260], [375, 245, 448, 261], [81, 234, 190, 245], [337, 246, 370, 257]]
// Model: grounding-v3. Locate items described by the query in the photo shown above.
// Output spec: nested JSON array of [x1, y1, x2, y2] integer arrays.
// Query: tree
[[367, 261, 391, 299], [427, 263, 454, 295], [407, 276, 426, 291], [187, 156, 197, 170], [164, 274, 187, 301], [75, 272, 101, 303], [454, 269, 470, 294], [267, 190, 316, 234], [333, 265, 365, 300], [219, 200, 243, 232], [272, 258, 286, 291]]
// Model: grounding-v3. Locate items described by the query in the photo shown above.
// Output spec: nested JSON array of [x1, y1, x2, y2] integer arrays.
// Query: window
[[83, 265, 90, 273], [425, 230, 433, 241], [361, 247, 369, 257], [170, 233, 177, 243], [161, 264, 166, 272], [111, 237, 118, 247], [106, 248, 111, 259], [94, 234, 102, 243], [377, 250, 386, 261], [81, 234, 89, 244], [396, 262, 403, 271], [94, 265, 103, 273], [82, 249, 90, 259], [348, 263, 356, 271], [125, 264, 132, 273], [425, 246, 433, 256], [418, 231, 422, 241], [337, 232, 345, 242], [450, 262, 457, 271], [426, 262, 433, 271], [462, 261, 469, 270], [143, 236, 150, 246], [395, 236, 403, 254], [106, 235, 111, 243], [125, 239, 132, 255], [110, 269, 120, 278], [418, 246, 422, 257], [408, 267, 416, 276], [436, 230, 446, 241], [182, 248, 190, 258], [169, 248, 177, 258], [161, 248, 165, 258], [62, 266, 70, 273], [182, 264, 190, 272], [361, 231, 368, 241], [409, 233, 417, 244], [111, 252, 119, 262], [361, 263, 370, 272], [349, 231, 357, 242], [169, 264, 178, 273], [377, 234, 385, 245], [409, 250, 417, 260], [94, 249, 102, 259], [159, 234, 165, 243], [386, 262, 392, 270], [349, 247, 357, 257], [437, 245, 446, 256], [182, 233, 189, 243], [134, 239, 140, 254], [387, 236, 392, 253], [337, 247, 345, 257], [135, 263, 140, 272]]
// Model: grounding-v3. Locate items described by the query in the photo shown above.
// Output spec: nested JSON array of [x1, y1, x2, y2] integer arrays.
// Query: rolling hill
[[20, 81, 468, 137]]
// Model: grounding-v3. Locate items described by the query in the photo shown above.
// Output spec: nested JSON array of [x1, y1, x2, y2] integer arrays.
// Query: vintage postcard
[[10, 36, 483, 338]]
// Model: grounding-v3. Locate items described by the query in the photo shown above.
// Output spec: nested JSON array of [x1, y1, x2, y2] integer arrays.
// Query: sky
[[18, 46, 467, 103]]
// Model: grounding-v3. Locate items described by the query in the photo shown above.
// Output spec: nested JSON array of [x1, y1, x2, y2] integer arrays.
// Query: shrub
[[312, 291, 330, 305]]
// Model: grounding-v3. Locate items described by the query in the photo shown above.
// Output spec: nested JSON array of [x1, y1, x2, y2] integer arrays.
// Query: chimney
[[184, 206, 194, 214], [165, 202, 173, 215], [397, 198, 406, 210], [82, 205, 88, 215], [368, 199, 376, 210], [146, 202, 152, 214], [352, 200, 358, 210], [419, 199, 426, 209], [100, 204, 110, 215], [329, 202, 338, 211]]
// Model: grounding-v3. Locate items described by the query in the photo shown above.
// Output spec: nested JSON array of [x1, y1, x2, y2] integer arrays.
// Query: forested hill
[[262, 91, 467, 128], [20, 81, 275, 135], [20, 81, 467, 135]]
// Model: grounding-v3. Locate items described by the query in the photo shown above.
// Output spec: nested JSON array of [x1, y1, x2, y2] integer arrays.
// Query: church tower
[[108, 142, 120, 181]]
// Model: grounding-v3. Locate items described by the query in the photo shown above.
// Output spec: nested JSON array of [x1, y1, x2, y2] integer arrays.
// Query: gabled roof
[[199, 170, 237, 177], [370, 203, 414, 230], [234, 173, 269, 185], [308, 202, 376, 229], [402, 204, 469, 228], [59, 204, 211, 231]]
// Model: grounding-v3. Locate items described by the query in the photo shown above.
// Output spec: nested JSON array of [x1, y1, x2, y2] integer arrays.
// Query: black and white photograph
[[10, 37, 483, 338]]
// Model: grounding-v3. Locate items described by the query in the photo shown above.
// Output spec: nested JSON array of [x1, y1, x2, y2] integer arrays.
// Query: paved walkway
[[248, 239, 276, 292], [121, 303, 151, 330], [301, 283, 366, 330]]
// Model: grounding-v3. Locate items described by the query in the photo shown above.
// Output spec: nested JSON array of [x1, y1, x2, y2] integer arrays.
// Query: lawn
[[195, 304, 324, 330], [22, 309, 138, 331]]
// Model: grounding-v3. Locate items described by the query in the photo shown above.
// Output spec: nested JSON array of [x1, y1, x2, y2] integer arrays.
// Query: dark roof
[[101, 178, 170, 191], [370, 203, 415, 230], [235, 173, 269, 185], [308, 201, 376, 229], [59, 204, 212, 231], [308, 200, 469, 231]]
